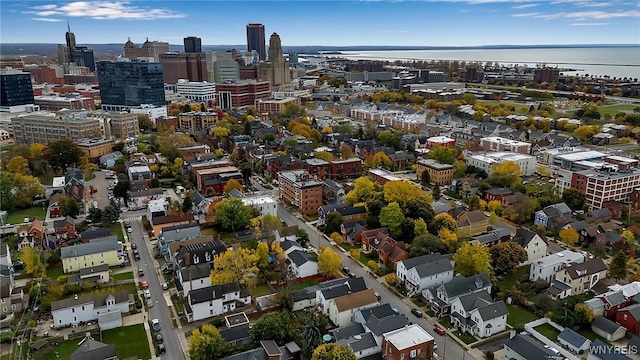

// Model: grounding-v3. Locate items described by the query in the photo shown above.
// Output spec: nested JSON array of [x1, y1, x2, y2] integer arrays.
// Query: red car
[[434, 326, 446, 335], [141, 280, 149, 289]]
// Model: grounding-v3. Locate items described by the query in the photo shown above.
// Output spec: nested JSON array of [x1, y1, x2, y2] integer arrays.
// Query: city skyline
[[0, 1, 639, 47]]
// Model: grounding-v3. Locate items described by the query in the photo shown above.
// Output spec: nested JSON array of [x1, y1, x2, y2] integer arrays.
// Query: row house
[[529, 250, 585, 283], [341, 220, 367, 244], [317, 202, 367, 226], [61, 236, 122, 273], [171, 237, 229, 269], [178, 263, 212, 298], [195, 166, 243, 194], [512, 227, 548, 264]]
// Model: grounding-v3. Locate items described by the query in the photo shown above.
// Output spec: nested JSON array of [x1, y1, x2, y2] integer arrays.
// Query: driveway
[[86, 170, 116, 210]]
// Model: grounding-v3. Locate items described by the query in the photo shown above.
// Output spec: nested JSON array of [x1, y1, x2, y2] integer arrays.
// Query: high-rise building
[[159, 53, 208, 84], [70, 47, 95, 71], [65, 19, 76, 48], [96, 60, 166, 111], [124, 38, 170, 62], [246, 24, 266, 61], [184, 37, 202, 53], [57, 20, 95, 70], [212, 52, 240, 83], [0, 70, 35, 109], [257, 33, 291, 88], [215, 80, 270, 109]]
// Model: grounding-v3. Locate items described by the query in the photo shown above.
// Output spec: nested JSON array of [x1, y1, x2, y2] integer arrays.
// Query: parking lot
[[86, 170, 117, 210]]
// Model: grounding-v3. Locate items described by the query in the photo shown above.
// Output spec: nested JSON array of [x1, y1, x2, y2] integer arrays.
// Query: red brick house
[[602, 201, 626, 220], [483, 188, 514, 203], [382, 324, 434, 360], [379, 239, 409, 268], [329, 158, 363, 180], [360, 228, 391, 253], [48, 193, 62, 218], [615, 303, 640, 336]]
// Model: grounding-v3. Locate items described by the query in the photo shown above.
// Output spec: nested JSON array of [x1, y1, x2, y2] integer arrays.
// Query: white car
[[147, 299, 154, 308], [144, 290, 151, 299]]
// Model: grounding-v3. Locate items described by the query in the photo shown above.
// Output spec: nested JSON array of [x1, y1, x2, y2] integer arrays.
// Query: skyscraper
[[65, 19, 76, 48], [159, 53, 208, 84], [0, 69, 35, 109], [184, 36, 202, 53], [246, 24, 266, 61], [58, 20, 94, 70], [96, 60, 166, 110], [124, 38, 170, 62], [257, 33, 291, 88]]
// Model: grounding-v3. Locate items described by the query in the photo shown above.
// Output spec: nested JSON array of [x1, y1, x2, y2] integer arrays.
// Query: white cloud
[[30, 17, 64, 22], [569, 22, 610, 25], [515, 9, 640, 20], [25, 1, 185, 20], [513, 3, 538, 8], [511, 12, 542, 17]]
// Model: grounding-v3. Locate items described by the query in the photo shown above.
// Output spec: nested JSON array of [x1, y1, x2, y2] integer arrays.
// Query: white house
[[513, 227, 548, 264], [51, 290, 129, 328], [316, 277, 368, 316], [178, 263, 212, 297], [146, 198, 168, 226], [286, 250, 318, 279], [423, 273, 492, 317], [396, 253, 454, 296], [242, 195, 277, 218], [67, 264, 110, 285], [280, 239, 304, 256], [186, 283, 251, 323], [558, 328, 591, 354], [450, 291, 508, 338], [529, 250, 585, 283], [328, 289, 378, 327]]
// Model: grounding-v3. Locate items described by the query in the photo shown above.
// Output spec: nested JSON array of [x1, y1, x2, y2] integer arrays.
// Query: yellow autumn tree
[[488, 161, 522, 188], [383, 180, 432, 209], [345, 176, 375, 205], [223, 179, 243, 194], [211, 248, 260, 287], [559, 228, 579, 246], [318, 247, 341, 277]]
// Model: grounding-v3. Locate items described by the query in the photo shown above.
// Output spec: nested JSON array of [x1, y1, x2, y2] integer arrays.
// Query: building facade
[[571, 169, 640, 211], [76, 138, 116, 161], [257, 33, 291, 88], [466, 152, 536, 176], [416, 159, 455, 185], [96, 60, 166, 109], [34, 95, 95, 111], [215, 80, 270, 109], [175, 80, 216, 102], [246, 23, 266, 61], [11, 112, 103, 145], [123, 38, 169, 62], [160, 52, 208, 84], [178, 111, 218, 133], [480, 136, 532, 154], [1, 70, 35, 109], [278, 170, 323, 216], [183, 36, 202, 53]]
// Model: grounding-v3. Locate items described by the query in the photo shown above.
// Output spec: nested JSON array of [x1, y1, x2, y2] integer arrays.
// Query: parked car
[[141, 280, 149, 289], [348, 272, 356, 278], [342, 266, 350, 274], [156, 333, 163, 344], [392, 307, 399, 315], [147, 299, 154, 308], [411, 309, 423, 317], [161, 283, 169, 291], [375, 292, 381, 301], [434, 326, 446, 335], [138, 269, 144, 276], [157, 343, 166, 354], [144, 290, 151, 299], [151, 318, 161, 332]]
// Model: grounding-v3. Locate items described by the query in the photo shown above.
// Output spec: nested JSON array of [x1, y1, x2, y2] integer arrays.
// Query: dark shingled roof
[[336, 331, 377, 353], [219, 325, 251, 343], [364, 312, 409, 336], [330, 323, 366, 341], [559, 328, 589, 349], [70, 339, 116, 360], [288, 249, 317, 267], [189, 283, 239, 304], [592, 316, 625, 335], [591, 339, 633, 360], [357, 303, 397, 323], [442, 273, 492, 299], [399, 253, 451, 271], [505, 334, 556, 360]]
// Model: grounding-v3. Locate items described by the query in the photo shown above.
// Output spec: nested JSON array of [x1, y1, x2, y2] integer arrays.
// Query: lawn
[[534, 323, 561, 341], [5, 206, 46, 225], [578, 328, 611, 345], [411, 296, 427, 308], [110, 223, 124, 242], [34, 339, 78, 360], [497, 266, 530, 291], [101, 324, 151, 359], [290, 278, 320, 291], [45, 266, 64, 280], [507, 304, 539, 329], [113, 282, 138, 295], [250, 284, 274, 298], [598, 104, 638, 117], [112, 272, 134, 281], [452, 329, 477, 345]]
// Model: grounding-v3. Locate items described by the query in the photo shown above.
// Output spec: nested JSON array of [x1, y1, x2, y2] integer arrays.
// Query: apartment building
[[329, 158, 363, 180], [175, 80, 216, 103], [466, 152, 536, 176], [255, 97, 300, 113], [76, 138, 116, 161], [278, 170, 322, 216], [11, 112, 102, 145], [416, 159, 455, 185], [178, 111, 218, 133], [215, 80, 270, 109], [480, 136, 531, 154], [88, 111, 140, 140], [571, 168, 640, 211], [34, 95, 95, 111]]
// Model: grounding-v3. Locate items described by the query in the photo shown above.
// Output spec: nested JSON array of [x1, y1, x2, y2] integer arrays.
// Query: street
[[126, 216, 185, 360], [276, 205, 474, 360]]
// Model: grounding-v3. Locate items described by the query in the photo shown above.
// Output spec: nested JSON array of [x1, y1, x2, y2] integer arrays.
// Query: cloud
[[514, 9, 640, 20], [511, 12, 542, 17], [428, 0, 535, 3], [551, 0, 618, 6], [513, 3, 538, 8], [25, 1, 185, 20], [569, 22, 610, 25], [30, 17, 64, 22]]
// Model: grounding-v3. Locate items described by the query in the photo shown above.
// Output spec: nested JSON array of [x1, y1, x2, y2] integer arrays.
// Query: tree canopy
[[312, 344, 357, 360], [250, 311, 299, 345], [188, 324, 232, 360], [488, 161, 522, 188], [453, 242, 491, 276], [213, 198, 252, 232], [318, 247, 341, 277], [379, 202, 405, 238], [490, 242, 527, 275], [562, 188, 586, 211], [427, 144, 458, 165], [211, 248, 260, 287]]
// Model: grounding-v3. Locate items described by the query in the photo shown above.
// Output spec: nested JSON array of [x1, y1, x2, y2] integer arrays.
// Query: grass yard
[[0, 236, 18, 252], [578, 328, 611, 345], [113, 282, 138, 295], [45, 266, 64, 280], [290, 278, 320, 291], [101, 324, 151, 359], [598, 104, 638, 117], [411, 296, 427, 308], [497, 266, 530, 291], [110, 223, 124, 242], [534, 323, 561, 341], [452, 329, 478, 345], [6, 206, 46, 225], [112, 272, 134, 281], [250, 284, 274, 298], [34, 339, 79, 360], [507, 304, 539, 329]]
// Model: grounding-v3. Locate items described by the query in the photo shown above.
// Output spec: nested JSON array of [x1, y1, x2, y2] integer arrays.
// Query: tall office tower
[[96, 60, 166, 111], [65, 19, 76, 48], [246, 24, 266, 61], [70, 47, 95, 71], [124, 38, 170, 62], [159, 53, 208, 84], [0, 69, 35, 110], [184, 36, 202, 53], [257, 33, 291, 88]]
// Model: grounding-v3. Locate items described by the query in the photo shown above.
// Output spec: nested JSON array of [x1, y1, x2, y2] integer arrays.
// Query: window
[[401, 355, 404, 360], [72, 308, 75, 313], [411, 349, 417, 358]]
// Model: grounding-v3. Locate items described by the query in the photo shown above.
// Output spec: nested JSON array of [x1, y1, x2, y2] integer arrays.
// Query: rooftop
[[383, 324, 434, 350]]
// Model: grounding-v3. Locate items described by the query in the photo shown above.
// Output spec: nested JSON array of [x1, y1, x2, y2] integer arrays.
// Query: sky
[[1, 0, 639, 47]]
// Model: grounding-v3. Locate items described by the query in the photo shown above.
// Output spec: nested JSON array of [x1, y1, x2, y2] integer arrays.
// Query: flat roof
[[383, 324, 433, 350], [481, 136, 530, 146], [533, 250, 584, 268], [470, 152, 534, 162], [195, 166, 241, 175], [556, 150, 606, 162], [418, 158, 454, 170], [241, 196, 276, 206], [368, 169, 402, 181]]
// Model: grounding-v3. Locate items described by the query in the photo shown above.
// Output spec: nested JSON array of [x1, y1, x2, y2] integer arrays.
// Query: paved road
[[128, 217, 184, 360], [276, 205, 475, 360]]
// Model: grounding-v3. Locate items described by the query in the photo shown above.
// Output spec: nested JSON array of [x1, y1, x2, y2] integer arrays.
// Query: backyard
[[534, 323, 561, 341], [112, 271, 134, 281], [250, 284, 274, 298], [497, 265, 529, 291], [507, 304, 539, 329], [45, 266, 64, 280], [5, 206, 46, 225], [110, 223, 124, 242]]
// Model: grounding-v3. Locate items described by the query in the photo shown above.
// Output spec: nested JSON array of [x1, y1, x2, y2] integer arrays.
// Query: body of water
[[336, 47, 640, 80]]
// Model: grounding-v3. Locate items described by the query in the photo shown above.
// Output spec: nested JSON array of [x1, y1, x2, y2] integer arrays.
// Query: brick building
[[570, 169, 640, 211], [278, 170, 322, 216], [215, 80, 270, 109], [416, 159, 454, 185]]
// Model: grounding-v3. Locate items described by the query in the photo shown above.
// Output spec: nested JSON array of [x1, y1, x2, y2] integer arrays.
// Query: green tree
[[113, 180, 131, 204], [490, 242, 527, 275], [610, 251, 628, 279], [324, 211, 344, 235], [0, 172, 16, 211], [189, 323, 232, 360], [13, 174, 44, 208], [137, 114, 154, 131], [379, 202, 405, 238], [318, 247, 341, 277], [312, 343, 357, 360], [58, 195, 80, 217], [88, 207, 103, 223], [409, 233, 447, 257], [101, 204, 121, 224], [427, 144, 458, 165], [453, 242, 492, 277], [213, 198, 252, 232], [302, 312, 323, 358], [432, 184, 441, 201], [250, 312, 299, 345], [503, 197, 538, 224], [43, 139, 85, 174], [421, 170, 431, 185], [296, 229, 309, 246], [562, 188, 586, 211], [488, 161, 522, 188], [182, 194, 193, 213], [262, 214, 283, 237], [413, 218, 427, 236]]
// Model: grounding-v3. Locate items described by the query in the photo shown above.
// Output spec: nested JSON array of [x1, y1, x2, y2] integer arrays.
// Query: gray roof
[[591, 339, 632, 360], [356, 303, 396, 323], [291, 289, 316, 302], [477, 301, 508, 321], [458, 291, 493, 312], [219, 324, 251, 343], [51, 290, 128, 311], [161, 224, 201, 242], [569, 220, 589, 231], [414, 258, 454, 278], [79, 226, 111, 241], [336, 331, 377, 353], [559, 328, 589, 348], [399, 253, 451, 271], [78, 264, 109, 276], [618, 303, 640, 320], [288, 249, 317, 267], [190, 283, 239, 304], [70, 339, 116, 360], [180, 263, 212, 281], [365, 312, 409, 336], [592, 316, 625, 335], [505, 334, 556, 359], [590, 208, 613, 219], [61, 236, 119, 259], [319, 277, 367, 293], [603, 291, 627, 307], [280, 239, 301, 251], [330, 323, 366, 341], [442, 273, 492, 298]]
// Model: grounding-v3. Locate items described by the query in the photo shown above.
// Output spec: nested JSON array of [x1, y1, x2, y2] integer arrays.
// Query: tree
[[414, 218, 427, 236], [622, 230, 636, 246], [211, 248, 260, 287], [101, 204, 121, 224], [13, 174, 44, 208], [137, 114, 154, 131], [383, 180, 432, 210], [438, 228, 458, 252], [379, 202, 405, 238], [488, 212, 500, 226], [22, 247, 44, 276], [573, 125, 600, 141], [487, 200, 502, 214], [559, 228, 579, 247], [421, 170, 431, 185], [223, 179, 243, 195], [562, 188, 586, 211], [574, 303, 595, 327], [345, 176, 375, 205], [427, 144, 458, 165], [250, 311, 299, 345], [6, 155, 29, 175], [409, 233, 447, 257], [315, 151, 334, 162], [302, 312, 323, 358], [324, 211, 344, 235], [0, 172, 15, 211], [296, 229, 309, 246], [488, 161, 522, 188], [262, 214, 282, 237], [189, 323, 232, 360], [256, 241, 270, 271], [432, 184, 441, 201], [58, 195, 80, 217], [330, 232, 343, 245], [113, 180, 131, 203], [312, 344, 357, 360], [181, 194, 193, 213], [433, 213, 457, 233], [503, 197, 538, 224], [490, 242, 527, 275], [610, 251, 628, 279], [340, 144, 355, 159], [318, 247, 341, 277], [453, 242, 491, 277], [370, 151, 392, 169], [88, 207, 103, 223], [43, 139, 84, 174], [213, 198, 252, 232]]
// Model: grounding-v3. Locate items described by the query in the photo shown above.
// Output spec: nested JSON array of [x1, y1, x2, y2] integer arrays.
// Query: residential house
[[483, 187, 514, 202], [275, 225, 299, 243], [61, 236, 122, 273], [218, 340, 300, 360], [170, 237, 229, 269], [592, 316, 627, 342], [470, 228, 511, 247], [423, 273, 492, 317], [99, 151, 123, 168], [450, 291, 508, 338], [146, 198, 168, 227], [360, 228, 391, 252], [241, 195, 277, 218], [396, 253, 454, 296], [548, 258, 609, 299], [322, 178, 345, 204], [185, 283, 251, 322], [377, 237, 409, 269], [456, 210, 488, 238], [151, 214, 197, 237], [53, 216, 77, 240], [335, 329, 378, 359], [588, 339, 632, 360], [329, 289, 378, 327], [502, 193, 529, 208], [340, 220, 367, 244], [0, 276, 27, 316], [280, 239, 304, 256], [79, 226, 111, 243], [355, 305, 410, 356], [158, 223, 201, 257], [586, 208, 614, 224], [128, 184, 163, 209], [558, 328, 591, 354], [178, 263, 213, 298], [219, 325, 252, 347], [599, 290, 630, 318], [70, 338, 117, 360], [512, 227, 548, 264], [381, 324, 434, 360], [286, 249, 318, 279], [317, 202, 366, 226], [529, 250, 585, 283], [615, 303, 640, 336], [291, 287, 318, 312], [51, 290, 129, 328], [67, 264, 110, 285], [388, 151, 415, 170], [504, 333, 558, 360], [534, 202, 573, 228], [64, 168, 85, 205], [316, 277, 368, 316]]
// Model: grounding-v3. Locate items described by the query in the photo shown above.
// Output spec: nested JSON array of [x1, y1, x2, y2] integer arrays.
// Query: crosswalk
[[121, 216, 142, 222]]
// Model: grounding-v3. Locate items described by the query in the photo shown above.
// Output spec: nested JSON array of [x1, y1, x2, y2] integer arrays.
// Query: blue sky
[[1, 1, 639, 46]]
